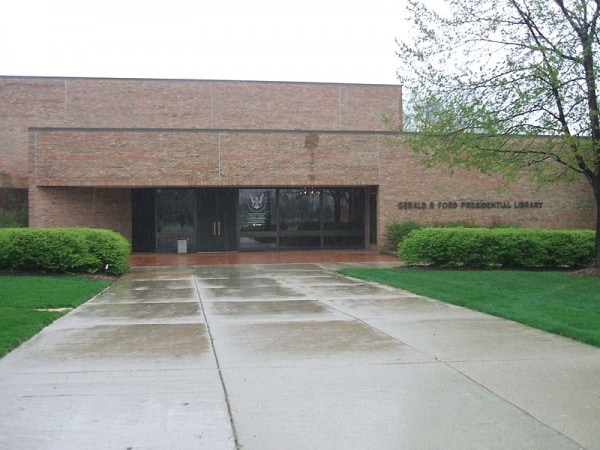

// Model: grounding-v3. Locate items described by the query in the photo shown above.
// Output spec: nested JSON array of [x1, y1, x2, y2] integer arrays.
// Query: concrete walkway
[[1, 262, 599, 449]]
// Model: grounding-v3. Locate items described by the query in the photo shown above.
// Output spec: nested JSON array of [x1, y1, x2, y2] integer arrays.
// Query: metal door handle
[[213, 221, 222, 236]]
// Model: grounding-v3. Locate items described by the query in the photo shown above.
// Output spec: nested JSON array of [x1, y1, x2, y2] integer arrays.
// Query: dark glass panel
[[324, 234, 364, 248], [322, 188, 363, 231], [239, 189, 276, 232], [239, 235, 277, 251], [278, 188, 321, 233], [197, 189, 238, 252], [369, 186, 377, 245], [156, 189, 196, 252], [322, 187, 364, 249], [279, 235, 321, 249], [131, 189, 156, 252], [239, 189, 277, 251]]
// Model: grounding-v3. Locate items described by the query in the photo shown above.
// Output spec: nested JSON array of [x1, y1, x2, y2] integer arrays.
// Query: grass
[[0, 276, 111, 358], [338, 268, 600, 347]]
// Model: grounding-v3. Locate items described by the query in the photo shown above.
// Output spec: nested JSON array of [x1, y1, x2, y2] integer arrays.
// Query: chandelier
[[297, 187, 320, 197]]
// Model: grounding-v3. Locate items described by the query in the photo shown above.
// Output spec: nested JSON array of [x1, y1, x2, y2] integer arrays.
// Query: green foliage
[[337, 268, 600, 347], [384, 220, 503, 250], [384, 221, 422, 249], [0, 275, 110, 357], [0, 209, 27, 228], [398, 0, 600, 267], [0, 228, 130, 275], [75, 228, 130, 275], [0, 308, 63, 358], [0, 189, 28, 228], [399, 1, 600, 171], [398, 227, 595, 268]]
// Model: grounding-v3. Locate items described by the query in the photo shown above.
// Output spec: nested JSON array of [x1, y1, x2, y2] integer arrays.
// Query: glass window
[[238, 187, 365, 251], [322, 188, 364, 248], [369, 186, 378, 244], [239, 189, 276, 251], [279, 236, 321, 249], [322, 188, 362, 230], [278, 188, 321, 233], [156, 189, 196, 252], [135, 186, 367, 253]]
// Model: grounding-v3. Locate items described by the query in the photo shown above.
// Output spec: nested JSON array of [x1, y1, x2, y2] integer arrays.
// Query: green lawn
[[338, 268, 600, 347], [0, 276, 111, 358]]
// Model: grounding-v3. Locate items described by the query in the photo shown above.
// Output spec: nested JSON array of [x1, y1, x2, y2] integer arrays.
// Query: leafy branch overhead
[[398, 0, 600, 185], [397, 0, 600, 267]]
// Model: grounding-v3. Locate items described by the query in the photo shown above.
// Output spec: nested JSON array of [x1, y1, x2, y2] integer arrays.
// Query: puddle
[[35, 308, 72, 313], [208, 300, 329, 316]]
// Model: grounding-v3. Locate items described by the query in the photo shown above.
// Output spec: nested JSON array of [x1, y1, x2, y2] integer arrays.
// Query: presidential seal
[[248, 192, 267, 212]]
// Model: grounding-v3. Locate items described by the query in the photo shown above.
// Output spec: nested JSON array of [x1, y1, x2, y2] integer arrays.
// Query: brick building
[[0, 76, 595, 252]]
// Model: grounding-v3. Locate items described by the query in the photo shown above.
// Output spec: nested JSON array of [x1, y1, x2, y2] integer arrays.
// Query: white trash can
[[177, 239, 188, 254]]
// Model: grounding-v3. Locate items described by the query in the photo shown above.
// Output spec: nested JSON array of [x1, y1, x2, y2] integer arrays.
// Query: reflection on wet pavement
[[206, 300, 330, 317], [2, 258, 599, 450], [72, 302, 203, 322]]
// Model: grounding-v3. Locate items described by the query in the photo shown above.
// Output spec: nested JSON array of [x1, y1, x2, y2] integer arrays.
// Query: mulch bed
[[570, 267, 600, 277]]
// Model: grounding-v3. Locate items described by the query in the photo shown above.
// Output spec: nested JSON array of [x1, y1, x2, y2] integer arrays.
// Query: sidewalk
[[1, 261, 599, 449]]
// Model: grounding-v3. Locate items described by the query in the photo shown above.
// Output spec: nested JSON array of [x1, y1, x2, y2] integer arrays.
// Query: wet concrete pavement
[[1, 261, 600, 449]]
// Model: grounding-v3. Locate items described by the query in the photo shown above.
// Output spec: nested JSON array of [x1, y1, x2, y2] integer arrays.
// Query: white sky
[[0, 0, 410, 85]]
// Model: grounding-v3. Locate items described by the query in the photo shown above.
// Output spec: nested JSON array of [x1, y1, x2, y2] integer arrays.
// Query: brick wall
[[31, 129, 381, 188], [2, 77, 401, 188], [29, 125, 596, 249], [377, 139, 595, 247], [28, 187, 131, 240], [0, 78, 65, 188], [0, 76, 595, 247], [61, 79, 401, 130]]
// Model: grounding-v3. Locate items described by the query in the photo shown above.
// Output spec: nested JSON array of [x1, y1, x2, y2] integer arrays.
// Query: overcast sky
[[0, 0, 410, 85]]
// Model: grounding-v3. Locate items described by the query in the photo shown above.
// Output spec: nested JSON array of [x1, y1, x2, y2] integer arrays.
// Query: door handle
[[213, 221, 222, 236]]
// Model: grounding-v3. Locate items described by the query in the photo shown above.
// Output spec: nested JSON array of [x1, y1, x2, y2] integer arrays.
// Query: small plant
[[384, 220, 422, 250], [0, 207, 28, 228], [0, 228, 130, 275], [398, 227, 595, 269], [0, 190, 28, 228], [385, 220, 487, 251]]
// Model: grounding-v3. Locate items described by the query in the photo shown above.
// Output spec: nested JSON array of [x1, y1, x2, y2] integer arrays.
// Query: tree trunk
[[594, 182, 600, 268]]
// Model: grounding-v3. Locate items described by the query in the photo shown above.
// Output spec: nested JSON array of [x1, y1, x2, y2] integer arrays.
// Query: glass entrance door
[[197, 189, 237, 252], [155, 189, 196, 252]]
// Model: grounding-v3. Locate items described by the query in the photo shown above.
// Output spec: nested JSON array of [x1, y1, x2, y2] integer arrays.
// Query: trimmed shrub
[[0, 209, 26, 228], [0, 190, 28, 228], [385, 221, 422, 250], [398, 227, 595, 269], [384, 220, 495, 251], [0, 228, 130, 275]]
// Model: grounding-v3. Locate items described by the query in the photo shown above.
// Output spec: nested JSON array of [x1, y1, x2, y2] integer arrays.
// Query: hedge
[[398, 227, 595, 269], [0, 228, 130, 275], [384, 220, 495, 250], [385, 220, 422, 250]]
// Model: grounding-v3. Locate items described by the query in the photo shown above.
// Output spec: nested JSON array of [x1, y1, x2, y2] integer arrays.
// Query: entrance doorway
[[196, 189, 237, 252], [131, 188, 237, 253], [131, 187, 370, 252]]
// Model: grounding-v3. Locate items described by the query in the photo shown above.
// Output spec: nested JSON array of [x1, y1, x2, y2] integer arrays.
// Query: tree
[[397, 0, 600, 268]]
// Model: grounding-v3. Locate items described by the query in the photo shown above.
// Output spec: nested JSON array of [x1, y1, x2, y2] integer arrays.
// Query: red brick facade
[[1, 76, 595, 250]]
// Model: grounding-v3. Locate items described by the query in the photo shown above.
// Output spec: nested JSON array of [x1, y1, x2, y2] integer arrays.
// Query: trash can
[[177, 239, 188, 254]]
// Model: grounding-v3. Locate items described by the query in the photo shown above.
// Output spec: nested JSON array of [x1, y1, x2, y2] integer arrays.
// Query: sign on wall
[[398, 200, 544, 210]]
